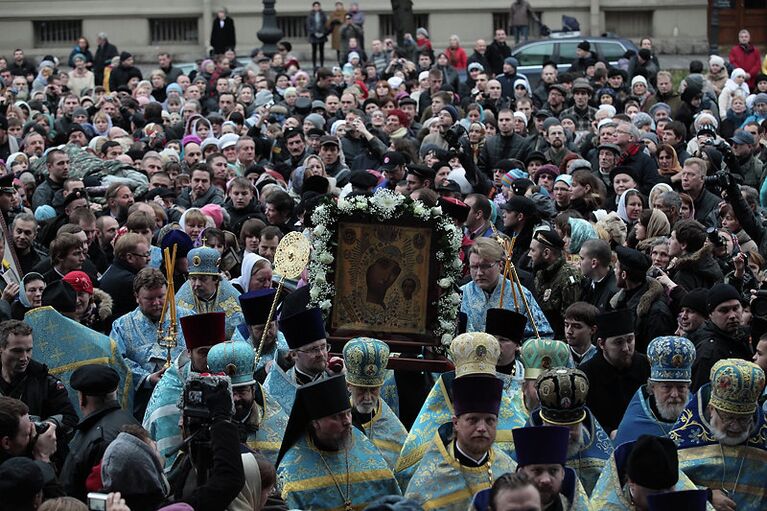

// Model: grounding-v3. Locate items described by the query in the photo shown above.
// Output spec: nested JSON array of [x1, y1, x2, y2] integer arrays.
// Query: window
[[33, 20, 82, 47], [604, 11, 652, 38], [150, 18, 198, 44], [557, 42, 579, 65], [597, 42, 628, 62], [379, 14, 429, 39], [277, 16, 305, 39], [513, 42, 553, 66]]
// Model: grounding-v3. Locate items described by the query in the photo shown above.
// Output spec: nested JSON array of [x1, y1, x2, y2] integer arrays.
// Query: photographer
[[447, 123, 492, 196], [679, 157, 719, 227], [0, 396, 63, 499], [168, 375, 245, 510], [722, 153, 767, 256]]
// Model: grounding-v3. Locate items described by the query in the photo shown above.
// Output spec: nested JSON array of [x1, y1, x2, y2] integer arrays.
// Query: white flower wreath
[[308, 189, 462, 346]]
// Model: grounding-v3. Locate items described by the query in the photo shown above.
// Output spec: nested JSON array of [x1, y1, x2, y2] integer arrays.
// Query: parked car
[[511, 36, 638, 86]]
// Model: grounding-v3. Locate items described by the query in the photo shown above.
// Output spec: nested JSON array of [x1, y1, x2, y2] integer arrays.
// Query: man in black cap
[[405, 164, 435, 194], [0, 173, 16, 225], [501, 195, 539, 266], [513, 425, 591, 509], [263, 307, 341, 413], [319, 135, 351, 187], [528, 230, 582, 338], [580, 309, 651, 433], [405, 375, 517, 509], [608, 246, 675, 352], [486, 308, 527, 383], [348, 170, 379, 196], [590, 435, 682, 510], [688, 283, 752, 391], [277, 375, 399, 510], [109, 51, 142, 91], [676, 288, 708, 338], [59, 364, 138, 500], [568, 41, 595, 76], [377, 151, 407, 191], [561, 79, 597, 132], [0, 455, 45, 510], [237, 288, 288, 383]]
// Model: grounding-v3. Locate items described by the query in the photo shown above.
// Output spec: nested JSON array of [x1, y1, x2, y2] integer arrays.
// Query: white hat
[[219, 133, 240, 150], [631, 75, 648, 88]]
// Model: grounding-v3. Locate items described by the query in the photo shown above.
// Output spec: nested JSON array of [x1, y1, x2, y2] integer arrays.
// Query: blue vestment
[[357, 398, 408, 472], [278, 427, 401, 510], [670, 383, 767, 509], [613, 385, 681, 446], [231, 323, 288, 373], [460, 278, 552, 337], [110, 306, 192, 389], [176, 279, 244, 338]]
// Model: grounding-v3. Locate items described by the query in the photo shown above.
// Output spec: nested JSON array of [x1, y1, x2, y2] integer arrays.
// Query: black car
[[511, 36, 639, 86]]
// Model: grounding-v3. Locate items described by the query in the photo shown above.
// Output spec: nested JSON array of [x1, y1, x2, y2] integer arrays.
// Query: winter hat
[[513, 111, 528, 125], [709, 55, 725, 68], [707, 283, 741, 313], [440, 105, 459, 123], [119, 51, 132, 63], [416, 27, 429, 38], [501, 169, 529, 187], [201, 204, 225, 228], [504, 57, 519, 68], [633, 112, 655, 130], [304, 113, 326, 130], [181, 134, 201, 147], [638, 48, 652, 61], [347, 51, 360, 63], [753, 93, 767, 106], [640, 132, 660, 146], [63, 271, 94, 295], [577, 41, 591, 52], [388, 76, 404, 90], [102, 432, 169, 497], [731, 68, 747, 81], [631, 75, 648, 88], [166, 83, 183, 95], [34, 204, 57, 222]]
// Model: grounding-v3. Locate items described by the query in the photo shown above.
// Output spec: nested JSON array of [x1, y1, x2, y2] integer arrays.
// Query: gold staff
[[254, 231, 310, 368], [495, 234, 541, 340], [157, 244, 178, 368]]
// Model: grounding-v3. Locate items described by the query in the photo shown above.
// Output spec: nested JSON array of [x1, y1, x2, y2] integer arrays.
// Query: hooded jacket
[[669, 244, 724, 292], [608, 278, 675, 354]]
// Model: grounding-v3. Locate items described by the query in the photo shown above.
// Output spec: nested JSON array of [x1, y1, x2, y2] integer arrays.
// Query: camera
[[706, 227, 726, 248], [647, 266, 664, 278], [87, 492, 108, 511], [29, 415, 50, 435], [703, 170, 737, 191], [182, 373, 234, 434], [443, 123, 467, 150]]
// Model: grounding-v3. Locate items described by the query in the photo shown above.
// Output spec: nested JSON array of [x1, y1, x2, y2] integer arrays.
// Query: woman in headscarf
[[63, 270, 113, 334], [656, 144, 683, 182], [616, 188, 645, 226], [232, 252, 273, 294], [11, 272, 46, 319], [635, 209, 671, 252]]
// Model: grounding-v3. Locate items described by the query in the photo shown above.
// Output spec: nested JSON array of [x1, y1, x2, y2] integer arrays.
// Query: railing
[[33, 20, 82, 48], [149, 18, 199, 44]]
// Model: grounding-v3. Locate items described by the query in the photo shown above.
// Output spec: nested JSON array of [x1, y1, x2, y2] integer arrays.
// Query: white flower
[[440, 320, 454, 332], [450, 292, 461, 305], [441, 333, 453, 346], [313, 225, 326, 237], [355, 200, 366, 210], [431, 206, 443, 217], [412, 202, 427, 217], [452, 258, 463, 269], [318, 252, 334, 264], [373, 192, 399, 212], [314, 272, 326, 284], [438, 278, 452, 289], [320, 299, 332, 310]]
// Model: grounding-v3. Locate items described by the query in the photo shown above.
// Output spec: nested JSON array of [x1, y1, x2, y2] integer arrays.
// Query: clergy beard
[[354, 398, 376, 415], [656, 399, 686, 422], [710, 412, 754, 446], [566, 425, 589, 458], [322, 428, 352, 451]]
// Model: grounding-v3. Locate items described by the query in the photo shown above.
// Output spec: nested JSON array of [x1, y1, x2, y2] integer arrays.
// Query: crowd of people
[[1, 3, 767, 510]]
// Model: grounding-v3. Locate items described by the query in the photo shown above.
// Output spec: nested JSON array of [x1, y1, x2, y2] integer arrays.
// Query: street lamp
[[257, 0, 284, 56]]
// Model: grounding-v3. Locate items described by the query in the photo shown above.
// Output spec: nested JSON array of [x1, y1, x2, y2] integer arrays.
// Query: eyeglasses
[[469, 262, 499, 272], [295, 343, 329, 355], [130, 252, 151, 259]]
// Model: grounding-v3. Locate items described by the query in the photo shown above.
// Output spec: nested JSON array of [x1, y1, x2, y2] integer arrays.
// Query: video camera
[[443, 123, 467, 151], [703, 170, 741, 193], [181, 373, 234, 436]]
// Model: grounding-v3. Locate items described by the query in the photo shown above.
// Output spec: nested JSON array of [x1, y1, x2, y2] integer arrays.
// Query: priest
[[231, 288, 289, 379], [343, 337, 407, 473], [614, 336, 695, 446], [276, 375, 400, 509], [518, 338, 573, 413], [404, 375, 517, 510]]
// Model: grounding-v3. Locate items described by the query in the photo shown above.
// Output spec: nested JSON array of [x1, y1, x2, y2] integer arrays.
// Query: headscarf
[[617, 188, 640, 224], [567, 218, 598, 254], [227, 453, 262, 511], [19, 272, 45, 308], [234, 252, 271, 293], [648, 182, 673, 206], [645, 208, 671, 239], [657, 144, 682, 176]]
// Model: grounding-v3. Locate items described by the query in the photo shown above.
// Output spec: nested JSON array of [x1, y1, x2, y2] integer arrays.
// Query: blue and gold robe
[[278, 427, 401, 510], [395, 371, 528, 490], [591, 440, 715, 510], [404, 424, 517, 511], [24, 306, 134, 414], [470, 466, 592, 511], [262, 362, 332, 414], [380, 370, 400, 418], [460, 278, 553, 337], [670, 383, 767, 510], [528, 407, 613, 495], [176, 278, 244, 338], [613, 385, 681, 446], [110, 306, 193, 389], [239, 388, 289, 465], [356, 398, 408, 473], [232, 324, 288, 374]]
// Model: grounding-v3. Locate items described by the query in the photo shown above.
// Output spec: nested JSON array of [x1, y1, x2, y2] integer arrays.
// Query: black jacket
[[94, 42, 119, 81], [608, 278, 676, 354], [691, 188, 720, 228], [617, 148, 660, 196], [109, 64, 143, 92], [485, 41, 511, 76], [99, 259, 139, 325], [580, 270, 618, 312], [60, 401, 138, 501], [580, 351, 650, 433], [478, 132, 528, 176], [689, 322, 752, 392], [210, 17, 236, 54], [669, 245, 724, 292]]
